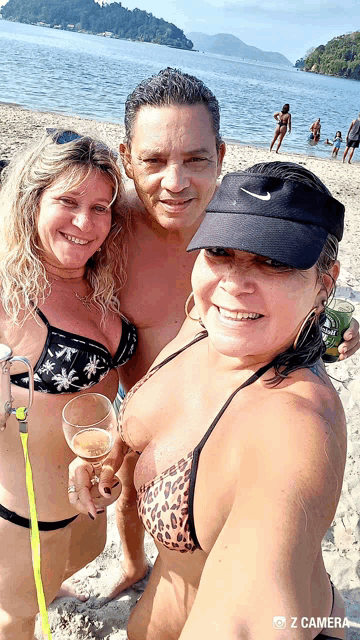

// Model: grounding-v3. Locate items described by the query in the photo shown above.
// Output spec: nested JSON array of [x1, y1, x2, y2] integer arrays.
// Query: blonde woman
[[0, 130, 136, 639]]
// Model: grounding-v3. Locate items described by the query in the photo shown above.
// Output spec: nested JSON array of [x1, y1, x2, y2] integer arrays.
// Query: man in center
[[108, 68, 225, 595], [110, 68, 358, 596]]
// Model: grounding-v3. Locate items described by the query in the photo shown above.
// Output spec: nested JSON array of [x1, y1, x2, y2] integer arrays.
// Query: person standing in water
[[269, 103, 291, 153], [309, 118, 321, 143]]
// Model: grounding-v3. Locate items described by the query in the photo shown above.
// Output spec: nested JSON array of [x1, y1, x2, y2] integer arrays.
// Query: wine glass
[[62, 393, 117, 479]]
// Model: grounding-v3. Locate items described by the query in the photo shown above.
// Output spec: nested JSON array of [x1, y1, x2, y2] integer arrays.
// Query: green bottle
[[322, 299, 354, 363]]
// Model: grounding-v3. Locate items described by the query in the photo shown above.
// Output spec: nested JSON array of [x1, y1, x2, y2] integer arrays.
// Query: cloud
[[223, 0, 356, 11], [222, 0, 358, 21]]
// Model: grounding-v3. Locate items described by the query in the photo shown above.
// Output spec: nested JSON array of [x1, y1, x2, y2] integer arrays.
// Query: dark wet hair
[[281, 104, 290, 113], [124, 67, 222, 152], [245, 161, 339, 384], [336, 131, 342, 138]]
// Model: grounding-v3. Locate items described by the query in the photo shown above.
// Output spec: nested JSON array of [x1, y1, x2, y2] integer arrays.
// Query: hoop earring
[[185, 292, 200, 322], [293, 307, 318, 350]]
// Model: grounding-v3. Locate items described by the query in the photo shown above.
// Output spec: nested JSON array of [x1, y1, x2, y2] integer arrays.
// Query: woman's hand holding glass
[[63, 393, 124, 516]]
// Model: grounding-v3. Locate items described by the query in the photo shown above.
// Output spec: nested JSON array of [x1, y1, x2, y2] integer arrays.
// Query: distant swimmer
[[269, 103, 291, 153], [309, 117, 321, 143], [342, 113, 360, 163]]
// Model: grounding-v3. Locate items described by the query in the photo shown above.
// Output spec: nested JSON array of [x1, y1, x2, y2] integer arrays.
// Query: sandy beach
[[1, 103, 359, 639]]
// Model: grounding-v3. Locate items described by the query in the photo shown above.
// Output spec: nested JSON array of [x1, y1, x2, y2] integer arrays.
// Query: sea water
[[1, 19, 360, 159]]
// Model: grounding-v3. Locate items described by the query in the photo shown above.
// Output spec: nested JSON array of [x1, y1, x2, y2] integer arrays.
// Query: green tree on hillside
[[1, 0, 193, 49], [303, 32, 360, 80]]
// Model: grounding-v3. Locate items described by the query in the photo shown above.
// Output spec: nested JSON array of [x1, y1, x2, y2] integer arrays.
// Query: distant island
[[187, 32, 292, 66], [0, 0, 193, 50], [295, 32, 360, 81]]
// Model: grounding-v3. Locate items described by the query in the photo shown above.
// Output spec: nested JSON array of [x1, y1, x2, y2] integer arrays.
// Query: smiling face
[[36, 170, 113, 274], [191, 248, 328, 363], [120, 104, 225, 233]]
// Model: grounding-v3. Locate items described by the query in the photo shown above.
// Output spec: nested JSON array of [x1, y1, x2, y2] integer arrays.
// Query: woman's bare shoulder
[[221, 379, 346, 524], [0, 305, 43, 362], [261, 366, 345, 437], [277, 364, 344, 423], [218, 365, 346, 478], [237, 367, 346, 474]]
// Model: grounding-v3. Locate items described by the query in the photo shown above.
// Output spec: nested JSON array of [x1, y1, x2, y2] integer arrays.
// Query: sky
[[101, 0, 359, 63]]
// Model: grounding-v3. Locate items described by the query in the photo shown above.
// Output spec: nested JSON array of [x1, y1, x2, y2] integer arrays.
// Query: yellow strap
[[16, 407, 27, 422], [20, 432, 52, 640]]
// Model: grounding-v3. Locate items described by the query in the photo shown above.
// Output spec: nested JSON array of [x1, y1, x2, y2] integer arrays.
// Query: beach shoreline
[[1, 101, 358, 164], [1, 102, 359, 639]]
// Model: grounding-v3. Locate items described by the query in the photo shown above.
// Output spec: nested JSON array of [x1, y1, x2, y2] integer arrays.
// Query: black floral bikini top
[[10, 308, 138, 394]]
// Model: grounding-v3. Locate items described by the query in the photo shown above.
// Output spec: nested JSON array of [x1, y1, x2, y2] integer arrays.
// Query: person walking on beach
[[96, 69, 359, 599], [269, 103, 291, 153], [342, 113, 360, 163], [309, 117, 321, 143]]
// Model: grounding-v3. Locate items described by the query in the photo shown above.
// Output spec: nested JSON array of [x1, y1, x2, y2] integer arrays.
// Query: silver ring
[[67, 485, 77, 494]]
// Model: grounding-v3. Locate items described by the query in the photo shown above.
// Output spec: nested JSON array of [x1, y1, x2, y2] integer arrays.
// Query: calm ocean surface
[[1, 19, 360, 159]]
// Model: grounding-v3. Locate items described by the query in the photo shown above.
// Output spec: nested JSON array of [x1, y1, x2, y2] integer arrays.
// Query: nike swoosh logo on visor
[[240, 187, 271, 201]]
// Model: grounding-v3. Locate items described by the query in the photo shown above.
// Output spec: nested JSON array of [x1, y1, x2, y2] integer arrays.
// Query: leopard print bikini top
[[119, 332, 276, 554]]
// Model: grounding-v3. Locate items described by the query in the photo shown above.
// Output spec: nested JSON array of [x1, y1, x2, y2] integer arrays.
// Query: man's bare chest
[[120, 239, 196, 328]]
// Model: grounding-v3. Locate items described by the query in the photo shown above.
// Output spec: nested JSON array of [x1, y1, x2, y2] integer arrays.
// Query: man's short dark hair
[[124, 67, 222, 151]]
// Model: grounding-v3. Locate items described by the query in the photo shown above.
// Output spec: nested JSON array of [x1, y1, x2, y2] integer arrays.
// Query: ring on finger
[[67, 485, 77, 494]]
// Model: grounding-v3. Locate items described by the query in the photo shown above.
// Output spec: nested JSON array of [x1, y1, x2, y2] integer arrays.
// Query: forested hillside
[[1, 0, 193, 49], [300, 32, 360, 80]]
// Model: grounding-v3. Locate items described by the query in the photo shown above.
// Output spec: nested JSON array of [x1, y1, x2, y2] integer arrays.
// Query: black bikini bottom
[[0, 502, 78, 531]]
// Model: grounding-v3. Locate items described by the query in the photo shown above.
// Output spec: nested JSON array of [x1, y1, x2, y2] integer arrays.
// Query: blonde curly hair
[[0, 131, 130, 324]]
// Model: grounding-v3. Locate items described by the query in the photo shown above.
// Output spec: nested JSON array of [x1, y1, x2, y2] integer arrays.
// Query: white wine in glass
[[62, 393, 117, 473]]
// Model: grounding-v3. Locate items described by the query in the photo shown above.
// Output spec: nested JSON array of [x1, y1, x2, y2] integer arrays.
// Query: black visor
[[187, 172, 344, 269]]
